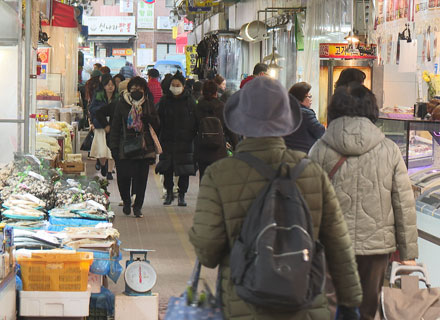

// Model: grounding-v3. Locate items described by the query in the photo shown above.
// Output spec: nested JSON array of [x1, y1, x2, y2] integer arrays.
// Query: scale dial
[[124, 260, 157, 293]]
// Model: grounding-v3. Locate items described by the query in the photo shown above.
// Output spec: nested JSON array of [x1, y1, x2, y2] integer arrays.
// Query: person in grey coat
[[309, 82, 418, 320]]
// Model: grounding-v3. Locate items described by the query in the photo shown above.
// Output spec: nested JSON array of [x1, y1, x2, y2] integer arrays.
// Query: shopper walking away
[[195, 80, 238, 180], [110, 76, 159, 218], [113, 74, 125, 91], [156, 72, 197, 206], [284, 82, 325, 153], [189, 76, 362, 320], [147, 68, 162, 105], [119, 61, 135, 79], [335, 68, 366, 88], [239, 63, 269, 88], [89, 74, 118, 178], [192, 81, 203, 102], [309, 82, 418, 320]]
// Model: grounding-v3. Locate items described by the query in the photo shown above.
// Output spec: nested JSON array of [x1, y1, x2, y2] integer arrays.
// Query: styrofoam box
[[88, 273, 103, 294], [19, 290, 91, 317], [115, 293, 159, 320]]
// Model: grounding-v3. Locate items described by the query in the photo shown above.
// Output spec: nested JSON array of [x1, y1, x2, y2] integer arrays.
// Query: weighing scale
[[122, 249, 157, 296]]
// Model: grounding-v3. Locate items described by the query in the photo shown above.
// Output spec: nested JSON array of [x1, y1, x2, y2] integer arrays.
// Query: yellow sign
[[185, 45, 197, 76], [125, 48, 133, 56], [172, 26, 178, 39], [319, 43, 376, 59]]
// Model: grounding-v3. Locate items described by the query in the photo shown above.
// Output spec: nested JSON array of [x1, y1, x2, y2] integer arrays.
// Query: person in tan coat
[[189, 77, 362, 319], [309, 82, 418, 320]]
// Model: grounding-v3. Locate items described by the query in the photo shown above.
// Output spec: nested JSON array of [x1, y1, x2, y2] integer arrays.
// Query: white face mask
[[170, 86, 183, 96]]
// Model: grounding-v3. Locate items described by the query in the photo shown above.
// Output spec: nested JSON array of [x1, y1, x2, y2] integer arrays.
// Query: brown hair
[[289, 82, 312, 102], [202, 80, 218, 100], [214, 74, 225, 86], [100, 66, 111, 74], [427, 99, 440, 114]]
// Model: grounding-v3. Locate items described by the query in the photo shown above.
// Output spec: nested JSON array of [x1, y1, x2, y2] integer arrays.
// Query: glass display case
[[376, 117, 440, 170]]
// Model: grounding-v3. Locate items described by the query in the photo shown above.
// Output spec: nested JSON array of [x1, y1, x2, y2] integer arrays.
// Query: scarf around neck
[[123, 90, 146, 132]]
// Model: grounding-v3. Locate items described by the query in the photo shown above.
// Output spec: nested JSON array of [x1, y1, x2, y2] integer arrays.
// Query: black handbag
[[122, 119, 145, 158], [80, 130, 94, 151]]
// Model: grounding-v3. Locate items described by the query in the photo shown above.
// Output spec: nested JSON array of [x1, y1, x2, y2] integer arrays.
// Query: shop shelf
[[17, 251, 93, 291]]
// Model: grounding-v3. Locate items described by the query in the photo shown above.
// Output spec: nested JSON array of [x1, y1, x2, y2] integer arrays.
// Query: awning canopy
[[87, 36, 134, 43]]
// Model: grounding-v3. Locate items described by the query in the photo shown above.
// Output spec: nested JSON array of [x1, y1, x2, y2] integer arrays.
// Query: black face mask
[[130, 91, 143, 101]]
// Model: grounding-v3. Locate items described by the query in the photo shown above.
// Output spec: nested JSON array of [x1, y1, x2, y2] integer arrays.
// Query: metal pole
[[23, 0, 32, 154]]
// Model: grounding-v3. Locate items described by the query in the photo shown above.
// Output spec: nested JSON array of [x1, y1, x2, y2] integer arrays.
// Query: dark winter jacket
[[189, 137, 362, 319], [109, 92, 159, 160], [194, 97, 238, 164], [284, 103, 325, 153], [155, 90, 198, 176], [89, 91, 119, 129]]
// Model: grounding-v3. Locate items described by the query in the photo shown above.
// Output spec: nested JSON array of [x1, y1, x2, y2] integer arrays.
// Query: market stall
[[0, 155, 120, 318]]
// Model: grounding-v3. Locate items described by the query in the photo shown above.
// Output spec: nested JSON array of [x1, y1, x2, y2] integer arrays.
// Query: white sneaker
[[131, 194, 136, 207], [118, 201, 123, 206]]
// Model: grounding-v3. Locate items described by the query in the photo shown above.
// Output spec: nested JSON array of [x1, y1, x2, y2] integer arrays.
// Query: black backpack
[[198, 109, 224, 149], [230, 152, 326, 311]]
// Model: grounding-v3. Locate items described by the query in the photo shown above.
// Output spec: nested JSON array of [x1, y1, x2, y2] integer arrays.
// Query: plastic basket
[[17, 251, 94, 291]]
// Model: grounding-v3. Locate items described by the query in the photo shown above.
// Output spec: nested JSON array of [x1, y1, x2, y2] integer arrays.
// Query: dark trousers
[[356, 254, 390, 320], [198, 162, 211, 182], [163, 169, 189, 194], [116, 159, 150, 209]]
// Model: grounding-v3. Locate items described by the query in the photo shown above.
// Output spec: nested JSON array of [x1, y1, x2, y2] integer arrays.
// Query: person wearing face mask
[[89, 74, 119, 179], [109, 76, 159, 218], [156, 71, 198, 206]]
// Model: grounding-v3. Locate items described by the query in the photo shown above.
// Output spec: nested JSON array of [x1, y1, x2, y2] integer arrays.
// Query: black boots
[[163, 191, 186, 206], [123, 201, 131, 215], [178, 193, 187, 207], [163, 191, 174, 205]]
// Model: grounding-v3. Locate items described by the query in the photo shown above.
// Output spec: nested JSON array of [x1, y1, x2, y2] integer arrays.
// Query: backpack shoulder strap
[[289, 158, 311, 182], [234, 152, 277, 181]]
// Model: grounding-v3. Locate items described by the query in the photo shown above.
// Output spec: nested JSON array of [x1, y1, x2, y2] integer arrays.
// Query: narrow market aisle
[[85, 159, 217, 319]]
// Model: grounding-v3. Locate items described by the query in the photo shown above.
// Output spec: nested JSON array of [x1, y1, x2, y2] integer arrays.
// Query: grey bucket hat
[[224, 76, 302, 137]]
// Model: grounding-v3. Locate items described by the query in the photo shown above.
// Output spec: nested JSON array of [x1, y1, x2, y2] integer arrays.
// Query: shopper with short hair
[[239, 63, 269, 88], [284, 82, 325, 153], [335, 68, 366, 88], [147, 68, 162, 105], [309, 82, 418, 320]]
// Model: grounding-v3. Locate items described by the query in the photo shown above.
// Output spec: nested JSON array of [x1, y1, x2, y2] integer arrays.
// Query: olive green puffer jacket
[[309, 116, 418, 260], [189, 137, 362, 320]]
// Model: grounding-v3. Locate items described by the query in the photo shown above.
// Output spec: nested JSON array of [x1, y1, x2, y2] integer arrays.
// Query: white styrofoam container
[[115, 293, 159, 320], [19, 290, 91, 317], [88, 273, 103, 294]]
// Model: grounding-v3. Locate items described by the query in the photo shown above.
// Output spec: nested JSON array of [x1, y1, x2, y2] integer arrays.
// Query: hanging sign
[[186, 0, 212, 13], [37, 48, 50, 80], [185, 45, 197, 76], [319, 43, 377, 59], [86, 16, 135, 35], [142, 0, 155, 3], [137, 2, 155, 29], [120, 0, 133, 13], [112, 48, 133, 56]]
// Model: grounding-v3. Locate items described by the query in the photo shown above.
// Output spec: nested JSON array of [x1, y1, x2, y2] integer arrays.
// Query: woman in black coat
[[156, 72, 197, 207], [109, 77, 159, 218], [195, 80, 238, 180], [283, 82, 325, 153]]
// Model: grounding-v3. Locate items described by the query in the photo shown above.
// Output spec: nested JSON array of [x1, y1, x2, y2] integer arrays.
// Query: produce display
[[0, 156, 112, 230], [37, 89, 58, 97], [36, 134, 60, 160]]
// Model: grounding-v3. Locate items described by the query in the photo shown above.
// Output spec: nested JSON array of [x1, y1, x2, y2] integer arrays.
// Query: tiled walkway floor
[[85, 159, 216, 319]]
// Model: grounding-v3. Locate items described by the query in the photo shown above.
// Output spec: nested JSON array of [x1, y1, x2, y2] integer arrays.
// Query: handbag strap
[[328, 156, 347, 179]]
